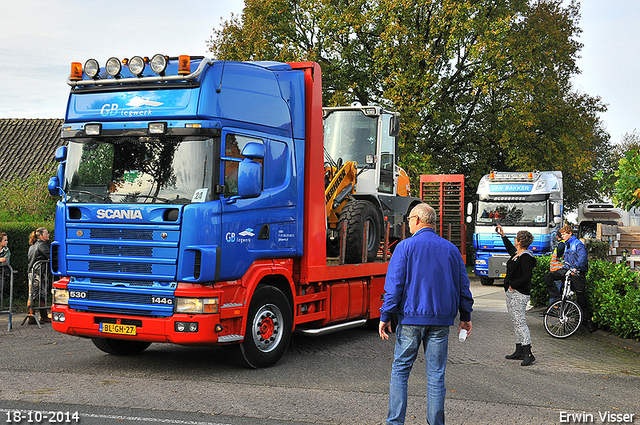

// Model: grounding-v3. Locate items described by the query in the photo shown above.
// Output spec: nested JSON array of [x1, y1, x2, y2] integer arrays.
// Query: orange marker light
[[178, 55, 191, 75], [70, 62, 83, 81]]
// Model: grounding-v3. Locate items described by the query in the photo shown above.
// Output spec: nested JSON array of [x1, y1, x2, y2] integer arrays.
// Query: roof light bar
[[68, 56, 212, 87]]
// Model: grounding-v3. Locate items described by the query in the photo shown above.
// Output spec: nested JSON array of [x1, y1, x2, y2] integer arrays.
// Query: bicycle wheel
[[544, 300, 582, 338]]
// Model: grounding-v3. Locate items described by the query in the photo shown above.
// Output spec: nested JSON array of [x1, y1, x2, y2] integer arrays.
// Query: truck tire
[[91, 337, 151, 355], [230, 285, 292, 368], [480, 277, 495, 286], [339, 200, 382, 263]]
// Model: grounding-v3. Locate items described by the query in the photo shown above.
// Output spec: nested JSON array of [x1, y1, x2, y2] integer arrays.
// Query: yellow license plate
[[100, 323, 137, 335]]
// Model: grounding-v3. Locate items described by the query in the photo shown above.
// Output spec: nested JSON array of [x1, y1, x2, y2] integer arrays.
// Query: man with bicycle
[[543, 225, 596, 333]]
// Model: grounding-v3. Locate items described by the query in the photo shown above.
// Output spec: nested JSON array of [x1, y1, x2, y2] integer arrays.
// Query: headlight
[[53, 289, 69, 305], [105, 57, 122, 77], [129, 56, 146, 77], [84, 59, 100, 79], [475, 259, 487, 265], [150, 54, 168, 75], [175, 297, 219, 314]]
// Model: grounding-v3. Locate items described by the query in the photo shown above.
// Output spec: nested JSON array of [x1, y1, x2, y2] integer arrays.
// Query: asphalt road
[[1, 279, 639, 425]]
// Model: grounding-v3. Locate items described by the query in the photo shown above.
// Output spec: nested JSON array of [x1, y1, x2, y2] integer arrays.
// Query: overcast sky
[[1, 0, 638, 145]]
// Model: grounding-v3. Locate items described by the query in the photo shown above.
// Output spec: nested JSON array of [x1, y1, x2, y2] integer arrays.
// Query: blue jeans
[[387, 324, 449, 425]]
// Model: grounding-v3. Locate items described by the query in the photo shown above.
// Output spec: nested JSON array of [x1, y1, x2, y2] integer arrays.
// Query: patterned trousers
[[505, 289, 531, 345]]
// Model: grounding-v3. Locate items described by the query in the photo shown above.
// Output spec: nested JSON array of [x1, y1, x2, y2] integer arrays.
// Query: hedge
[[530, 255, 640, 339], [0, 222, 55, 308]]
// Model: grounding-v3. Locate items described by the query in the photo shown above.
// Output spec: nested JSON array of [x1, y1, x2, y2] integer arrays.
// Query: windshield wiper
[[110, 193, 190, 204], [66, 189, 111, 203]]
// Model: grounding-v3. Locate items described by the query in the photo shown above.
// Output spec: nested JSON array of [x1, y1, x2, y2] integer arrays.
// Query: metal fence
[[1, 264, 15, 331], [21, 259, 52, 329]]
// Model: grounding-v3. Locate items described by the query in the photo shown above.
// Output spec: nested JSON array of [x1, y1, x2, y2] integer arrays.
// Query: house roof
[[0, 118, 64, 181]]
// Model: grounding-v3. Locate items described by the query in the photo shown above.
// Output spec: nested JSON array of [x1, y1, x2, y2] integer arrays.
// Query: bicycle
[[543, 270, 583, 338]]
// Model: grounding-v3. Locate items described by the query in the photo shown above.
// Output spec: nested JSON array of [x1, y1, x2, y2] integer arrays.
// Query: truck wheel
[[480, 278, 495, 286], [91, 337, 151, 355], [339, 200, 382, 263], [231, 285, 292, 368]]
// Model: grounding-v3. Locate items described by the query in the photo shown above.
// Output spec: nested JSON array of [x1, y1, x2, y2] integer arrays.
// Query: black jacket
[[28, 239, 50, 272], [501, 235, 536, 295]]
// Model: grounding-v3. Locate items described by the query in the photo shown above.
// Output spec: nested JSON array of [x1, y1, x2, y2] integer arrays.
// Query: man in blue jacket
[[544, 225, 595, 332], [379, 203, 473, 425]]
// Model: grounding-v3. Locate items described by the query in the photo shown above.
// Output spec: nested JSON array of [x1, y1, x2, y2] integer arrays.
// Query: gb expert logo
[[96, 209, 143, 220]]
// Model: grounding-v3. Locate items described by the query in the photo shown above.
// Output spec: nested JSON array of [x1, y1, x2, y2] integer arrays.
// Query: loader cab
[[323, 106, 400, 196]]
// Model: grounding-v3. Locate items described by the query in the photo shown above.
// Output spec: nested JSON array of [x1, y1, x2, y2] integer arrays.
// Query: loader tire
[[339, 200, 382, 263]]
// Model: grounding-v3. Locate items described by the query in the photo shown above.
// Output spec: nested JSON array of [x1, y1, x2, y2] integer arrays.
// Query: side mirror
[[55, 146, 67, 162], [48, 176, 60, 197], [389, 115, 400, 137], [241, 142, 265, 160], [237, 159, 262, 199]]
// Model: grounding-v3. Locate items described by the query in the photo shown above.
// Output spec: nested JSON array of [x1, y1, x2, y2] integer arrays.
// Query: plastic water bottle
[[459, 329, 468, 342]]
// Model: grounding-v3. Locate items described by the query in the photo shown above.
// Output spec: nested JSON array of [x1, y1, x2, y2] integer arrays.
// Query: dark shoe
[[520, 345, 535, 366], [506, 343, 524, 360], [586, 319, 597, 333]]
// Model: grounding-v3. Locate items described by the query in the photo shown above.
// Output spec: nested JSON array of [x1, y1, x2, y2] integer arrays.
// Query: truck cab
[[467, 171, 563, 285]]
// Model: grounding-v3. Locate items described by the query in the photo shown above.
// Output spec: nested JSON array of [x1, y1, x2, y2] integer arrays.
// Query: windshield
[[324, 110, 377, 166], [64, 136, 219, 204], [476, 200, 548, 226]]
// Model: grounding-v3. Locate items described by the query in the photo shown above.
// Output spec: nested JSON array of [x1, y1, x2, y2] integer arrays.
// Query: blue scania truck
[[466, 171, 563, 285], [48, 56, 416, 367]]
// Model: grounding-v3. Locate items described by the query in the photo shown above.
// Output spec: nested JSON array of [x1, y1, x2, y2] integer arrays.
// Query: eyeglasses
[[407, 215, 417, 222]]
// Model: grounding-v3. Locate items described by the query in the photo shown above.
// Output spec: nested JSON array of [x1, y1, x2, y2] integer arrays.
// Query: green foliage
[[585, 240, 611, 261], [610, 150, 640, 211], [0, 168, 57, 222], [531, 257, 640, 339], [587, 260, 640, 338], [531, 255, 551, 307], [208, 0, 613, 211], [0, 222, 54, 308]]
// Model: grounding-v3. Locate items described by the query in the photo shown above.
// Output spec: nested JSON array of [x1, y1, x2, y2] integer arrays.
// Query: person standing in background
[[27, 227, 51, 324], [0, 232, 10, 282]]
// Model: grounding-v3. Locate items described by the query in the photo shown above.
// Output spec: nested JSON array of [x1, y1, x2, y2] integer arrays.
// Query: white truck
[[467, 171, 563, 285], [577, 202, 634, 240]]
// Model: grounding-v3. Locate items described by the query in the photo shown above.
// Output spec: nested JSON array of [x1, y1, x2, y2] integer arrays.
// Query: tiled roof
[[0, 119, 64, 181]]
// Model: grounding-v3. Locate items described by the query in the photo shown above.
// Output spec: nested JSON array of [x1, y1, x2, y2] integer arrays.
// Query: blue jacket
[[563, 235, 588, 272], [380, 227, 474, 326]]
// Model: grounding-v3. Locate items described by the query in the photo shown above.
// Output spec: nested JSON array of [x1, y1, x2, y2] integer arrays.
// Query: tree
[[610, 149, 640, 211], [0, 167, 57, 222], [208, 0, 612, 210]]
